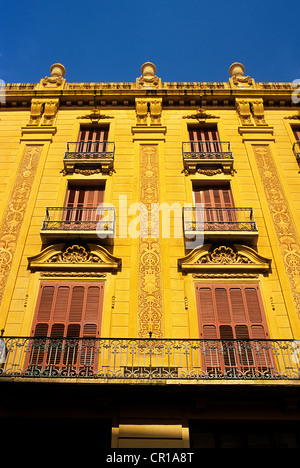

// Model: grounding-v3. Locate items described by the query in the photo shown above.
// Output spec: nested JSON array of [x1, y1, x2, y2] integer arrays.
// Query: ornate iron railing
[[0, 337, 300, 380], [41, 207, 115, 234], [64, 141, 115, 161], [182, 141, 233, 160], [293, 141, 300, 163], [183, 207, 257, 233]]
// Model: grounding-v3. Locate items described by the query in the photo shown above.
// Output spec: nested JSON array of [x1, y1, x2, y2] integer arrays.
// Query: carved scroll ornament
[[28, 244, 121, 273], [178, 244, 271, 275]]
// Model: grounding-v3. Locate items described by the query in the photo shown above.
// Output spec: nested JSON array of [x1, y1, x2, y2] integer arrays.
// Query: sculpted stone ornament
[[229, 62, 255, 88], [137, 62, 161, 88], [27, 98, 59, 127], [28, 243, 122, 273], [41, 63, 66, 88], [178, 244, 272, 275]]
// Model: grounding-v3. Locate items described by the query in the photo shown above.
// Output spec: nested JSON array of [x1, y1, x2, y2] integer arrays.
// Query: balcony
[[293, 141, 300, 164], [63, 141, 115, 174], [182, 141, 234, 174], [0, 337, 300, 381], [40, 206, 115, 243], [183, 207, 258, 243]]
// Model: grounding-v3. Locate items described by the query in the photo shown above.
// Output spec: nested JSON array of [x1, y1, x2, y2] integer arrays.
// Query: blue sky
[[0, 0, 299, 84]]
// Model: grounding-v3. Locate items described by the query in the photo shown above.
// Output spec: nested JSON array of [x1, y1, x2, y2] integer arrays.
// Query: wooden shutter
[[193, 186, 234, 208], [293, 128, 300, 142], [32, 282, 104, 338], [196, 284, 268, 339], [65, 185, 105, 208], [77, 126, 109, 152], [193, 185, 235, 227], [188, 126, 221, 153], [31, 282, 104, 372], [196, 284, 271, 372], [64, 185, 105, 224]]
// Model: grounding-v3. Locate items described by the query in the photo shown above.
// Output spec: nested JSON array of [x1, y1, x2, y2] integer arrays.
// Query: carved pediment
[[178, 244, 271, 275], [28, 244, 121, 273]]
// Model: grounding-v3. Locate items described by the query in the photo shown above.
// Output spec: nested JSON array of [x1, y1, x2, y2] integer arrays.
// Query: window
[[32, 282, 104, 338], [188, 125, 222, 154], [29, 282, 104, 373], [195, 284, 273, 374], [193, 184, 234, 208], [63, 184, 105, 226], [193, 184, 237, 228], [77, 126, 109, 153], [196, 284, 269, 340]]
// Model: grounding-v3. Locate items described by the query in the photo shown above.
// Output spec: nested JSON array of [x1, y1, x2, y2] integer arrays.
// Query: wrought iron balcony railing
[[183, 141, 233, 160], [63, 141, 115, 173], [0, 337, 300, 381], [41, 207, 116, 239], [182, 141, 233, 173], [183, 207, 257, 237], [293, 141, 300, 163]]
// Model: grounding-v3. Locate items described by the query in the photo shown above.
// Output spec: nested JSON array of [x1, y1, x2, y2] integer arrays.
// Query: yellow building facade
[[1, 61, 300, 449]]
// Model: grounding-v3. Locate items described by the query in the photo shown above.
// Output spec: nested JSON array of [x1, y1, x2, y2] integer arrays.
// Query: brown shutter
[[230, 288, 246, 323], [53, 286, 70, 322], [293, 128, 300, 141], [32, 282, 104, 338], [193, 186, 234, 207], [64, 185, 105, 225], [30, 282, 105, 373], [69, 286, 84, 323], [193, 185, 235, 228], [215, 287, 231, 323], [36, 285, 54, 323], [77, 126, 109, 152], [196, 284, 271, 372], [188, 126, 221, 153], [65, 186, 105, 209]]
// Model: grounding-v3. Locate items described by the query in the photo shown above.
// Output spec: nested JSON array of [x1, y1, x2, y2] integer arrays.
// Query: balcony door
[[64, 185, 105, 228], [77, 126, 109, 154], [195, 284, 274, 376], [188, 126, 221, 155], [193, 185, 236, 230], [29, 282, 104, 375]]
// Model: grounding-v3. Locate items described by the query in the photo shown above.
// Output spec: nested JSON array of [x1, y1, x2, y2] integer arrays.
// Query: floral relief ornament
[[198, 246, 251, 264], [48, 245, 101, 263]]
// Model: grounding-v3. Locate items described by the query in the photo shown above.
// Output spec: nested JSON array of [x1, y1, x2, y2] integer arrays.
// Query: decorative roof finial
[[137, 61, 160, 88], [229, 62, 255, 88]]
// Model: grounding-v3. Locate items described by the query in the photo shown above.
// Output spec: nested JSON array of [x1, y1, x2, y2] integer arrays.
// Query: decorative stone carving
[[229, 62, 255, 88], [28, 98, 59, 127], [0, 146, 42, 308], [254, 145, 300, 318], [135, 98, 162, 126], [236, 98, 267, 127], [178, 244, 271, 275], [28, 99, 44, 126], [28, 243, 122, 273], [41, 63, 66, 88], [198, 246, 251, 264], [135, 99, 148, 125], [41, 99, 59, 126], [183, 107, 219, 123], [285, 111, 300, 121], [137, 62, 160, 88], [149, 99, 162, 125], [138, 146, 163, 339], [236, 99, 253, 126], [77, 109, 113, 124], [251, 99, 267, 126]]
